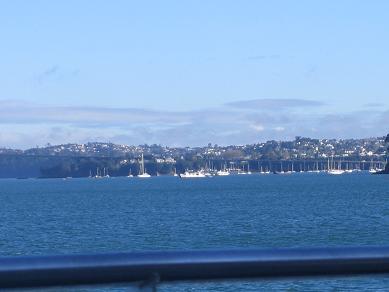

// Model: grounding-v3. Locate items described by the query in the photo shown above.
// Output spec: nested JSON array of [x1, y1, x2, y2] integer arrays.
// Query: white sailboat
[[313, 161, 320, 173], [285, 162, 295, 174], [216, 170, 230, 176], [369, 160, 376, 173], [328, 156, 344, 175], [236, 162, 252, 175], [103, 167, 110, 178], [263, 164, 271, 174], [328, 169, 344, 175], [369, 160, 383, 173], [137, 154, 151, 178], [216, 164, 230, 176], [259, 166, 269, 174], [278, 161, 285, 174], [345, 162, 353, 173], [246, 163, 252, 175], [95, 167, 102, 178]]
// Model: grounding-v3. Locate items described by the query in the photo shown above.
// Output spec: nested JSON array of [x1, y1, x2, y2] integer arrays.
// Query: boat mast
[[141, 154, 145, 175]]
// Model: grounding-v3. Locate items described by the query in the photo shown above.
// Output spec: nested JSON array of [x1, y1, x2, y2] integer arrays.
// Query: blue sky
[[0, 1, 388, 148]]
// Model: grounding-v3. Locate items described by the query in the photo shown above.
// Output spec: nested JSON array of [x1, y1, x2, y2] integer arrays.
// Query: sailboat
[[300, 162, 306, 173], [95, 167, 102, 178], [345, 162, 353, 173], [246, 163, 252, 175], [278, 161, 285, 174], [216, 163, 230, 176], [368, 160, 383, 173], [375, 161, 384, 173], [237, 162, 251, 175], [313, 161, 320, 173], [369, 160, 376, 173], [328, 156, 344, 175], [259, 166, 268, 174], [137, 154, 151, 178], [285, 162, 295, 174], [103, 167, 110, 178]]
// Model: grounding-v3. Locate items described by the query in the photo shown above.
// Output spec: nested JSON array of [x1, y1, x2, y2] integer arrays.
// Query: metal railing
[[2, 246, 389, 290]]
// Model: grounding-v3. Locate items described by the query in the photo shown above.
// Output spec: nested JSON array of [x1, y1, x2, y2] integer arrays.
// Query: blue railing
[[2, 246, 389, 290]]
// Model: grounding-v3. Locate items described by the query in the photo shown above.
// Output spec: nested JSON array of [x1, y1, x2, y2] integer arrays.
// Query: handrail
[[2, 246, 389, 289]]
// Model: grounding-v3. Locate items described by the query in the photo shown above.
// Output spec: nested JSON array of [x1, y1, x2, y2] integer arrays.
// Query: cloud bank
[[225, 98, 325, 110], [0, 99, 387, 149]]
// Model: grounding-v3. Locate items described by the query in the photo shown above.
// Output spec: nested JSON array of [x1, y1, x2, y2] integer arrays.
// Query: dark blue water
[[1, 173, 389, 291]]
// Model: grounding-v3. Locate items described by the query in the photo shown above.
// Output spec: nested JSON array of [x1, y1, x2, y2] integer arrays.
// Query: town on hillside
[[0, 136, 387, 178], [0, 136, 387, 160]]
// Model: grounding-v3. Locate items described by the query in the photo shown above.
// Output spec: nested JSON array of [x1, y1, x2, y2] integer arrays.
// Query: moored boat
[[179, 170, 206, 178], [216, 170, 230, 176], [137, 154, 151, 178]]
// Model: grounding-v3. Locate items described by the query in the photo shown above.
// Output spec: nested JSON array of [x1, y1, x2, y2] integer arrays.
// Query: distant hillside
[[0, 136, 387, 178], [383, 134, 389, 174], [1, 137, 388, 159]]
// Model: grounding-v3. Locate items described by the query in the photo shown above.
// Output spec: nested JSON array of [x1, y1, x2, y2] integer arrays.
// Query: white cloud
[[0, 99, 387, 149], [274, 126, 285, 132], [225, 98, 325, 110], [250, 124, 265, 132]]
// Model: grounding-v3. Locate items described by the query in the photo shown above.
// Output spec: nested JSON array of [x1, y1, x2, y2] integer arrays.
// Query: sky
[[0, 1, 388, 148]]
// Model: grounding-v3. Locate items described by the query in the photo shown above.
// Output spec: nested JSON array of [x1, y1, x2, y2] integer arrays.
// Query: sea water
[[1, 173, 389, 291]]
